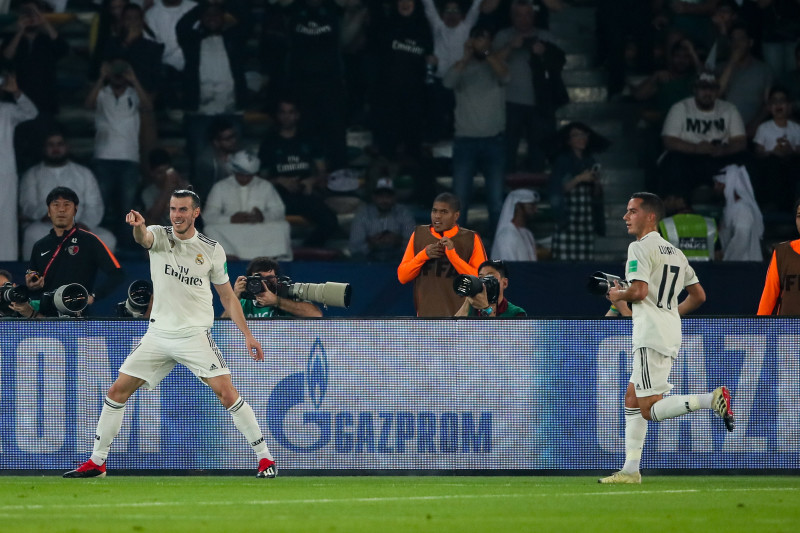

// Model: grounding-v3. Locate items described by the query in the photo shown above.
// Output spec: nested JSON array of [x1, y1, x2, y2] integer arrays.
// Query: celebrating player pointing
[[599, 192, 734, 485], [64, 190, 277, 479]]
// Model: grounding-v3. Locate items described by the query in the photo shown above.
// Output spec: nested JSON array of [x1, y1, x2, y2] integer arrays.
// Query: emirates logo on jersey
[[195, 254, 204, 265], [67, 245, 79, 256]]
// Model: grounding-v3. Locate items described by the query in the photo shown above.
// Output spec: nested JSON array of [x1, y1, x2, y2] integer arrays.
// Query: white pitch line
[[0, 487, 796, 513]]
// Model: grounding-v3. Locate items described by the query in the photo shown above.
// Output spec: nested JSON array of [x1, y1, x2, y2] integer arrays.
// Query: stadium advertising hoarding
[[0, 319, 797, 471]]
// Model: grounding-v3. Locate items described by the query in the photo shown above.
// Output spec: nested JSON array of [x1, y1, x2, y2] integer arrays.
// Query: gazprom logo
[[266, 337, 493, 454]]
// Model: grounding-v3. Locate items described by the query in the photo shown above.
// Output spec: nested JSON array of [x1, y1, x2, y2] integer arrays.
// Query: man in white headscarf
[[713, 164, 764, 261], [491, 189, 539, 261]]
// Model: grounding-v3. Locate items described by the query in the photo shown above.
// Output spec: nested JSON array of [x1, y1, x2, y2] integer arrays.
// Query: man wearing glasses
[[455, 259, 526, 317], [225, 256, 322, 318]]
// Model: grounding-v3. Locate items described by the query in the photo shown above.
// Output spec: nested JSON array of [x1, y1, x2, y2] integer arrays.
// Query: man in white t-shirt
[[19, 130, 116, 259], [659, 70, 747, 200], [600, 192, 734, 484], [145, 0, 197, 73], [64, 190, 277, 480]]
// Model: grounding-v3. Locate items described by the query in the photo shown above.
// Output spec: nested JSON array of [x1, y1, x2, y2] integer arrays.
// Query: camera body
[[244, 274, 351, 308], [453, 274, 501, 304], [587, 271, 628, 296], [0, 282, 29, 316]]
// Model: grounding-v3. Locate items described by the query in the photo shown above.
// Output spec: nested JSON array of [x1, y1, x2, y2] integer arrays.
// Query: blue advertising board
[[0, 318, 797, 471]]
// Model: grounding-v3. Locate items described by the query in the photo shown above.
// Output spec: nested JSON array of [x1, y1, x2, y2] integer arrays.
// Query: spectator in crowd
[[752, 86, 800, 211], [758, 197, 800, 315], [203, 150, 292, 261], [549, 122, 608, 261], [455, 259, 526, 316], [658, 70, 746, 200], [755, 0, 800, 81], [259, 98, 339, 247], [104, 4, 165, 159], [85, 59, 152, 248], [19, 130, 116, 259], [718, 23, 773, 135], [781, 43, 800, 114], [349, 177, 416, 261], [0, 73, 38, 261], [139, 148, 190, 226], [704, 0, 739, 69], [419, 0, 494, 140], [280, 0, 348, 169], [658, 194, 717, 262], [633, 39, 699, 128], [491, 188, 539, 261], [224, 256, 322, 318], [340, 0, 370, 124], [397, 192, 488, 316], [145, 0, 197, 108], [177, 0, 250, 177], [2, 1, 68, 118], [493, 0, 566, 173], [26, 187, 124, 315], [666, 0, 720, 50], [194, 117, 239, 202], [2, 1, 68, 172], [713, 164, 764, 262], [88, 0, 128, 81], [444, 24, 509, 232], [371, 0, 433, 161]]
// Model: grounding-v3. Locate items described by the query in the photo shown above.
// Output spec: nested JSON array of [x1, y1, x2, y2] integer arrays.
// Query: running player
[[599, 192, 734, 484], [64, 190, 277, 479]]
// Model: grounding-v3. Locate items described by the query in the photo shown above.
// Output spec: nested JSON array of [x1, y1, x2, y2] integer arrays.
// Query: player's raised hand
[[126, 209, 145, 227], [246, 335, 264, 361]]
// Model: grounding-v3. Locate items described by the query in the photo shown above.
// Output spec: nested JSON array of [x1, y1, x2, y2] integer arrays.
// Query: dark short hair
[[209, 117, 236, 141], [433, 192, 461, 213], [46, 186, 79, 207], [42, 125, 66, 146], [631, 192, 665, 222], [172, 189, 201, 209], [793, 197, 800, 214], [768, 85, 790, 101], [479, 259, 507, 278], [246, 257, 280, 276], [0, 269, 12, 282], [469, 24, 493, 40], [148, 148, 172, 169]]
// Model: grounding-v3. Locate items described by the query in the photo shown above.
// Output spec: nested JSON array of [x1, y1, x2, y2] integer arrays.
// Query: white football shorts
[[629, 347, 674, 398], [119, 329, 230, 390]]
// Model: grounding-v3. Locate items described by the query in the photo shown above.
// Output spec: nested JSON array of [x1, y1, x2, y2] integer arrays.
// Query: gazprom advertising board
[[0, 319, 797, 471]]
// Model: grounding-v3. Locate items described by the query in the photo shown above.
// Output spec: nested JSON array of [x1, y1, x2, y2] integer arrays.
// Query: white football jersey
[[146, 225, 229, 336], [625, 231, 699, 358]]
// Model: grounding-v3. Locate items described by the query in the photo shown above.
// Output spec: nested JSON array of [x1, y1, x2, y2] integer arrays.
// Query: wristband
[[481, 306, 493, 316]]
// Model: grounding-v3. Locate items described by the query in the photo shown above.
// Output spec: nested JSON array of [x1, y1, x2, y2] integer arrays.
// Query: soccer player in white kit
[[599, 192, 735, 484], [64, 190, 277, 479]]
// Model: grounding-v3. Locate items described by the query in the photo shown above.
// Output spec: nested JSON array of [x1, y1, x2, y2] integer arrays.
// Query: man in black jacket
[[26, 187, 124, 316]]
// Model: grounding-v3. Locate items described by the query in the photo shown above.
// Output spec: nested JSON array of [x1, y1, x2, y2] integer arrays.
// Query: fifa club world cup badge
[[195, 254, 204, 265], [68, 245, 79, 256]]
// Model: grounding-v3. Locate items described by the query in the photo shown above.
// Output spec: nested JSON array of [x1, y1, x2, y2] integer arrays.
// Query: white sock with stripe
[[90, 396, 127, 466], [649, 393, 712, 422], [622, 407, 648, 474], [228, 397, 273, 461]]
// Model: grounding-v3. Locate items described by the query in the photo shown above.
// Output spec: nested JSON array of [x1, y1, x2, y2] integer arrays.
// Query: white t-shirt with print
[[626, 231, 699, 358], [146, 225, 229, 336], [662, 97, 746, 144], [753, 119, 800, 152]]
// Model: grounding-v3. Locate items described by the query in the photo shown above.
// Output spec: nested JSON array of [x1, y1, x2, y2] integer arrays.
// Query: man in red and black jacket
[[26, 186, 124, 315]]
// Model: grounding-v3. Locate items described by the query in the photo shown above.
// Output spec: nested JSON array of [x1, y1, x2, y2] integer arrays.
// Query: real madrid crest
[[195, 254, 204, 265]]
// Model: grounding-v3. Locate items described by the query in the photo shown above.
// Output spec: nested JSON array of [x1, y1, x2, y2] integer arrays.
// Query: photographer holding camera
[[454, 260, 526, 317], [224, 257, 322, 318], [0, 269, 39, 318]]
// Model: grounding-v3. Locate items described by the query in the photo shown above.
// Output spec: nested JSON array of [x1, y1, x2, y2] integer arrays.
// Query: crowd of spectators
[[0, 0, 796, 272]]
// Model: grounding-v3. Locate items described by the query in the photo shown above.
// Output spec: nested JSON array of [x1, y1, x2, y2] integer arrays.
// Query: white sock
[[228, 397, 273, 461], [90, 396, 127, 465], [650, 394, 709, 422], [622, 407, 648, 474]]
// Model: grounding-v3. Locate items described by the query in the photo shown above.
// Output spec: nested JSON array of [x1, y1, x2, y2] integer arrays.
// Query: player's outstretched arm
[[216, 281, 265, 361], [125, 210, 154, 249]]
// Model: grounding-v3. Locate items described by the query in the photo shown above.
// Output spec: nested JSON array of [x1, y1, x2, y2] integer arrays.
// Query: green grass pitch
[[1, 475, 798, 532]]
